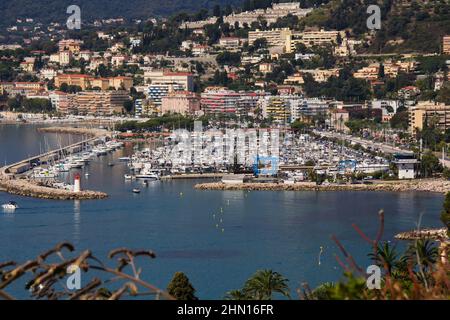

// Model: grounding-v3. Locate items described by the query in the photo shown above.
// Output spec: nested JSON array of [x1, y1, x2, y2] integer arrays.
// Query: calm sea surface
[[0, 124, 445, 299]]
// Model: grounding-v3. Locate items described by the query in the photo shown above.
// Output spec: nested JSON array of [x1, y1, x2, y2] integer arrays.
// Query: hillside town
[[0, 1, 449, 182]]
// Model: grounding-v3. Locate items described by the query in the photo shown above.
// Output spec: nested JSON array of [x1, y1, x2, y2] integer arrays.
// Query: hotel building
[[408, 102, 450, 134]]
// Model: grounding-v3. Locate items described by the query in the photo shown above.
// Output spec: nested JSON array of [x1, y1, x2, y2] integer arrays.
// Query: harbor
[[0, 126, 120, 200], [0, 123, 445, 299]]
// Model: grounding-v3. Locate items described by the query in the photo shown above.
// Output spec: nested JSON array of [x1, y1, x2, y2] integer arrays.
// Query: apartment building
[[284, 69, 340, 84], [201, 87, 243, 115], [353, 64, 380, 81], [148, 83, 185, 107], [73, 90, 130, 115], [161, 91, 201, 115], [144, 70, 194, 92], [49, 91, 75, 114], [443, 35, 450, 54], [219, 37, 241, 49], [54, 74, 92, 90], [55, 74, 132, 90], [285, 30, 343, 53], [408, 102, 450, 134], [0, 82, 47, 96], [58, 39, 83, 53], [248, 28, 292, 47], [261, 96, 292, 123]]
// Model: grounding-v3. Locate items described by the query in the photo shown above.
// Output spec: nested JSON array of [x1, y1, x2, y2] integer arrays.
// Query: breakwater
[[195, 179, 450, 194], [0, 178, 107, 200], [37, 126, 110, 137], [0, 126, 110, 200]]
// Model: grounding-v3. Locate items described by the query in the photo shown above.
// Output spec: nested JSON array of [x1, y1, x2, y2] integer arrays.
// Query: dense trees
[[216, 51, 241, 66], [167, 272, 198, 300], [420, 151, 443, 178], [6, 96, 53, 113], [116, 114, 196, 132]]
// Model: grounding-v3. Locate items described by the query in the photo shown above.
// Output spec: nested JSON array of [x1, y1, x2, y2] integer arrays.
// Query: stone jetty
[[195, 179, 449, 194], [0, 178, 107, 200], [37, 126, 110, 137], [395, 228, 449, 241]]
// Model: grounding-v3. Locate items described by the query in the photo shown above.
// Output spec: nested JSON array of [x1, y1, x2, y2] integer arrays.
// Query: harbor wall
[[0, 178, 107, 200], [195, 179, 450, 194]]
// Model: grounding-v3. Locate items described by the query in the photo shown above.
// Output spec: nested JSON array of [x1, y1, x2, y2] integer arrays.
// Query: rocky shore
[[195, 179, 450, 194], [37, 126, 110, 137], [0, 178, 108, 200]]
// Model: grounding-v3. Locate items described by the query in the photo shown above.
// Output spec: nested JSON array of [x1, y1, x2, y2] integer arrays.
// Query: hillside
[[302, 0, 450, 53], [0, 0, 242, 26]]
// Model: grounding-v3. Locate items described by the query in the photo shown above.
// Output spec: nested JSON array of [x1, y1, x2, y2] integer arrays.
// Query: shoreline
[[194, 179, 449, 194], [0, 126, 111, 200], [37, 126, 110, 138], [0, 178, 108, 200]]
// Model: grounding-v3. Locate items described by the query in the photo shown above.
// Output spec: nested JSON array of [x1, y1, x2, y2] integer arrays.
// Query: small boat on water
[[2, 201, 18, 211], [124, 174, 133, 180], [132, 188, 141, 194]]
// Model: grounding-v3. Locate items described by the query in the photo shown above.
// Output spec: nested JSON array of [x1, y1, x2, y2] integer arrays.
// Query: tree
[[226, 270, 290, 300], [436, 83, 450, 105], [123, 100, 133, 113], [420, 151, 443, 178], [369, 242, 399, 275], [390, 111, 409, 130], [167, 272, 198, 300], [213, 5, 221, 17], [441, 192, 450, 237]]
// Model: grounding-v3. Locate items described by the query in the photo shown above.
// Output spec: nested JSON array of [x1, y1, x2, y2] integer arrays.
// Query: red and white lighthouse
[[74, 173, 81, 193]]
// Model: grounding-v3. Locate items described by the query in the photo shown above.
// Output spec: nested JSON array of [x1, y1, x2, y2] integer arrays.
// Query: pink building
[[161, 91, 201, 115]]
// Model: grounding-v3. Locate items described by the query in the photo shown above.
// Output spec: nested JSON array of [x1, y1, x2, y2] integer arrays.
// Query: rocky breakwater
[[37, 126, 110, 138], [195, 179, 450, 194], [0, 177, 108, 200]]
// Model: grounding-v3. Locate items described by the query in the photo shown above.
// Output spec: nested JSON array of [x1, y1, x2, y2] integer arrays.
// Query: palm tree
[[406, 240, 439, 270], [224, 290, 249, 300], [241, 270, 290, 300], [369, 242, 399, 274]]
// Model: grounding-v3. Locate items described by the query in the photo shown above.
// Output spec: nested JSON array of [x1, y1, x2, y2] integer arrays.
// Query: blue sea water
[[0, 124, 445, 299]]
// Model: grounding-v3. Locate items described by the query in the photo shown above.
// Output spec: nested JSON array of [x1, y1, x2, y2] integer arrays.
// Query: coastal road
[[314, 130, 450, 168]]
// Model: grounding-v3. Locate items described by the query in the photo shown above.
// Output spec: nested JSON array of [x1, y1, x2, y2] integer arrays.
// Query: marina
[[0, 124, 445, 299], [0, 126, 123, 200]]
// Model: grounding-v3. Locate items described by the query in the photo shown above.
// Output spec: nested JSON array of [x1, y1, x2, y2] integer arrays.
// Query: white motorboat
[[2, 201, 18, 211], [135, 172, 159, 181], [124, 174, 133, 180]]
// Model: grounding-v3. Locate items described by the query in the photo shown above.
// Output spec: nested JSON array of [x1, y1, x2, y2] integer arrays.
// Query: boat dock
[[0, 132, 110, 200], [1, 136, 102, 178]]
